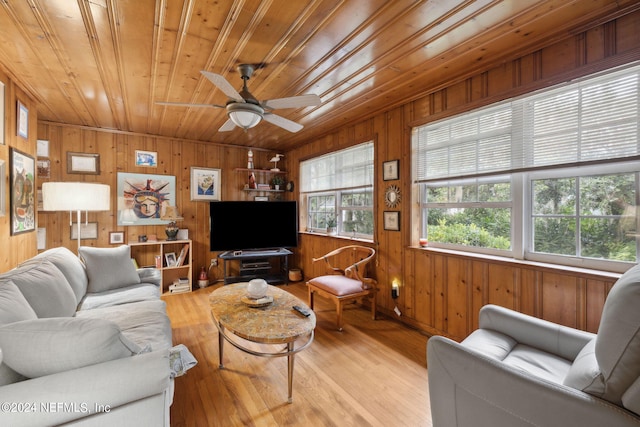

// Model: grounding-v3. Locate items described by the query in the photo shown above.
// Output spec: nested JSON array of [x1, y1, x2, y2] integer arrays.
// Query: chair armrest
[[427, 336, 640, 427], [478, 304, 594, 360], [0, 350, 170, 427]]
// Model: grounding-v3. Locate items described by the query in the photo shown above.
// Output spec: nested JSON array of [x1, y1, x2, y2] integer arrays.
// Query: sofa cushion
[[0, 317, 144, 378], [595, 263, 640, 404], [79, 245, 140, 293], [76, 299, 172, 351], [0, 280, 38, 326], [23, 246, 88, 304], [77, 283, 160, 311], [0, 260, 77, 318]]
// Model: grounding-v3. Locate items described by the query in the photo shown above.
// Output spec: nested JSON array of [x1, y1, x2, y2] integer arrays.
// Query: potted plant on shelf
[[326, 216, 337, 235], [270, 175, 285, 190]]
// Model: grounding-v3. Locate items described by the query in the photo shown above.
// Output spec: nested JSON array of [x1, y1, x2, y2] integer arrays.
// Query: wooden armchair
[[306, 245, 377, 331]]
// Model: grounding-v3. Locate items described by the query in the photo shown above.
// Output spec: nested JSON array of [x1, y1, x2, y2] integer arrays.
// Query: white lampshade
[[42, 182, 110, 211], [227, 103, 263, 130]]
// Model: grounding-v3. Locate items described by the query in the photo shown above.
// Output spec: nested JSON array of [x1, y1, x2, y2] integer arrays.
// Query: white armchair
[[427, 263, 640, 427]]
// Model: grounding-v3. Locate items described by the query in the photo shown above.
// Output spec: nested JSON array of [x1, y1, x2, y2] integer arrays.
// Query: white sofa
[[427, 263, 640, 427], [0, 245, 173, 427]]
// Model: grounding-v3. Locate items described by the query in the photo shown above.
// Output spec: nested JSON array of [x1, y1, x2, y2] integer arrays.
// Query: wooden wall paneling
[[431, 253, 445, 333], [445, 256, 470, 340], [584, 278, 611, 334], [487, 263, 517, 311], [540, 272, 579, 328], [412, 250, 432, 326], [616, 11, 640, 53], [519, 267, 538, 318], [585, 23, 606, 64], [470, 260, 487, 330]]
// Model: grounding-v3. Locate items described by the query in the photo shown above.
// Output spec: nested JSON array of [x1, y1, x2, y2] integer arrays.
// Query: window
[[413, 63, 640, 272], [301, 142, 374, 238]]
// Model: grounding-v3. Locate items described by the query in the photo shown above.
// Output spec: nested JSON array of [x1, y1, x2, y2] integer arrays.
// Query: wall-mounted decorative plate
[[385, 185, 401, 208]]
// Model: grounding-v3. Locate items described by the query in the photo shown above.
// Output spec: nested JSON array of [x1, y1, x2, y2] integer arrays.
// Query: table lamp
[[42, 182, 111, 252]]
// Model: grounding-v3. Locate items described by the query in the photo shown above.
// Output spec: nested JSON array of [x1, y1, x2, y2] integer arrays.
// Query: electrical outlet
[[210, 258, 218, 266]]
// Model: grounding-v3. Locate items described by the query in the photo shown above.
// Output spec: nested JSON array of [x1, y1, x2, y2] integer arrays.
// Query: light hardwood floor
[[164, 281, 433, 427]]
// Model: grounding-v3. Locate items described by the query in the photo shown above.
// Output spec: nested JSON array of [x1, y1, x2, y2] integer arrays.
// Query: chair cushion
[[79, 245, 140, 293], [0, 317, 144, 378], [308, 275, 364, 296], [563, 338, 605, 395], [595, 263, 640, 404]]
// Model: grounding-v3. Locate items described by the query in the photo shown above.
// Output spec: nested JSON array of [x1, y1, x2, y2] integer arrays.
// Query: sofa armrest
[[137, 268, 161, 286], [427, 336, 640, 427], [478, 304, 594, 360], [0, 350, 170, 427]]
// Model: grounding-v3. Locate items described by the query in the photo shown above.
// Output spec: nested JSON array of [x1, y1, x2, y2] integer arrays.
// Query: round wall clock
[[385, 185, 401, 208]]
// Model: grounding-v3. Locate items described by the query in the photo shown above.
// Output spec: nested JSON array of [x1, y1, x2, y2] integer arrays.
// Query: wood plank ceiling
[[0, 0, 637, 152]]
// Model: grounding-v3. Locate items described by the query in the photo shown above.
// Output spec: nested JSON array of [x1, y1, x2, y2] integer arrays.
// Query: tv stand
[[219, 248, 292, 285]]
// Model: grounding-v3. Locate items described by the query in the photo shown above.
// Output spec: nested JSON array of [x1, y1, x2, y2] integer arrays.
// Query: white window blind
[[414, 64, 640, 182], [301, 142, 374, 192]]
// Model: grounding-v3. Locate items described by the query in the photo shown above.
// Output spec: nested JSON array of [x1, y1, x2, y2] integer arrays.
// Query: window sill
[[299, 231, 374, 244], [410, 245, 622, 280]]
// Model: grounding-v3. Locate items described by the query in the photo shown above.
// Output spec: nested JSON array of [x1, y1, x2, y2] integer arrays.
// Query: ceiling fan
[[157, 64, 321, 133]]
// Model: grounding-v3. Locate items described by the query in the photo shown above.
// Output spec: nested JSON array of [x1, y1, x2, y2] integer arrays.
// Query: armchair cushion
[[0, 317, 144, 378], [79, 245, 140, 293], [307, 274, 364, 296], [564, 338, 605, 395]]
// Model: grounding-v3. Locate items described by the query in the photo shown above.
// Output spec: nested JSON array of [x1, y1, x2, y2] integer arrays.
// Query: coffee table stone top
[[209, 282, 316, 344]]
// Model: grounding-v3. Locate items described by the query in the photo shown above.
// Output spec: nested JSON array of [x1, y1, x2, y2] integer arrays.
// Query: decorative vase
[[165, 221, 179, 240], [247, 278, 268, 299], [198, 266, 209, 288]]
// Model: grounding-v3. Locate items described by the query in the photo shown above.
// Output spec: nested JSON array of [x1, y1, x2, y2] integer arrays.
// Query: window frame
[[300, 141, 375, 240], [412, 62, 640, 273]]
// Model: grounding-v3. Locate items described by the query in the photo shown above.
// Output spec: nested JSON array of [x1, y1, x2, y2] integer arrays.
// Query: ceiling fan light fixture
[[227, 103, 264, 130]]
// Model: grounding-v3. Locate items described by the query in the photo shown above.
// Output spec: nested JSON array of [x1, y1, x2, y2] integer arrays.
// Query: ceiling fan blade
[[263, 113, 303, 133], [156, 101, 225, 108], [201, 71, 243, 101], [262, 94, 321, 110], [218, 118, 236, 132]]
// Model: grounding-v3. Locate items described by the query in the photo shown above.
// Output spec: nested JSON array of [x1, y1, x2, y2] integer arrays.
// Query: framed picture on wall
[[109, 231, 125, 244], [135, 150, 158, 167], [190, 167, 221, 201], [0, 81, 5, 145], [67, 152, 100, 174], [383, 211, 400, 231], [117, 172, 176, 226], [0, 159, 5, 216], [17, 100, 28, 139], [10, 148, 35, 235], [383, 160, 399, 181]]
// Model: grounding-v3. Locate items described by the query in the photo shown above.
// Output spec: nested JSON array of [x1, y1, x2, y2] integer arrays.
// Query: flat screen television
[[209, 200, 298, 252]]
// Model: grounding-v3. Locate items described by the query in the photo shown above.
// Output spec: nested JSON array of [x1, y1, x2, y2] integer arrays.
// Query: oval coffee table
[[209, 282, 316, 403]]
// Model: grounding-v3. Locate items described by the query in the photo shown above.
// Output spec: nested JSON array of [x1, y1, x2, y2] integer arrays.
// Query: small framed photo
[[165, 252, 177, 267], [37, 139, 49, 158], [383, 211, 400, 231], [70, 222, 98, 240], [17, 100, 28, 139], [135, 150, 158, 167], [37, 159, 50, 179], [383, 160, 399, 181], [190, 167, 221, 201], [67, 152, 100, 174], [109, 231, 125, 245]]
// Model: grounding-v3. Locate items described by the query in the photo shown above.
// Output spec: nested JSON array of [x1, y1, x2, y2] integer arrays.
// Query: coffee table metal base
[[216, 323, 314, 403]]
